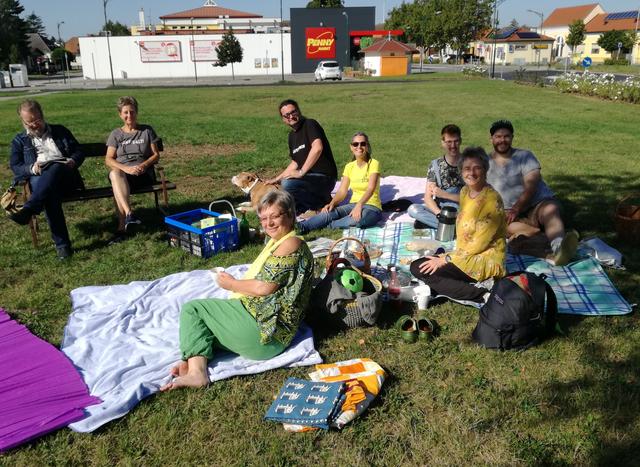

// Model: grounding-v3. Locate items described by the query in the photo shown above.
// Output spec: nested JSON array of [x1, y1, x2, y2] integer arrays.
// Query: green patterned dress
[[179, 242, 314, 361], [240, 243, 314, 346]]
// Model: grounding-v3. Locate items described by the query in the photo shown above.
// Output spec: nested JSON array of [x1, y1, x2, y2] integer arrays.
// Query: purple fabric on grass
[[0, 309, 100, 452]]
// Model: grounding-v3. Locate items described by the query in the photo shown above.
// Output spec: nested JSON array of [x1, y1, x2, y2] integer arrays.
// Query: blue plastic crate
[[165, 208, 239, 258]]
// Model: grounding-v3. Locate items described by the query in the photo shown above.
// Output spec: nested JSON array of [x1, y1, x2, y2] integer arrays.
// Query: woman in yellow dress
[[410, 146, 506, 302]]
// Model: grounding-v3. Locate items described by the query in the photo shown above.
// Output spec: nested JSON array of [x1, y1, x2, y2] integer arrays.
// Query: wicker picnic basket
[[614, 194, 640, 243], [309, 237, 383, 329]]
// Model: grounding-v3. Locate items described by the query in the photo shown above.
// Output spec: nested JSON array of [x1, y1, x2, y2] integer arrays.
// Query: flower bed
[[462, 65, 487, 77], [554, 71, 640, 104]]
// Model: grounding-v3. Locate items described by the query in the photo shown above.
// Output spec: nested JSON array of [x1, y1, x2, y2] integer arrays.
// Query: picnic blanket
[[61, 265, 322, 433], [0, 309, 100, 451], [343, 225, 632, 316], [506, 255, 633, 316], [332, 175, 425, 224], [342, 222, 455, 272]]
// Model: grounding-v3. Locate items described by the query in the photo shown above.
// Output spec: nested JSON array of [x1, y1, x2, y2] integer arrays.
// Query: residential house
[[542, 3, 604, 59], [583, 10, 640, 64], [474, 28, 555, 66]]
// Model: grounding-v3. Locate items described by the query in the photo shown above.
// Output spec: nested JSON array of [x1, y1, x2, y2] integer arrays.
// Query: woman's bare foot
[[160, 372, 209, 391], [169, 361, 189, 377], [160, 356, 209, 392]]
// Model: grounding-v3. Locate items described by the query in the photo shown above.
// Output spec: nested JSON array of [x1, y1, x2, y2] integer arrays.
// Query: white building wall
[[363, 56, 381, 76], [79, 33, 291, 80]]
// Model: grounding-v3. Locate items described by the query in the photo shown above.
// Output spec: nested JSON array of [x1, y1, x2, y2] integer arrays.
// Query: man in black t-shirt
[[266, 99, 337, 214]]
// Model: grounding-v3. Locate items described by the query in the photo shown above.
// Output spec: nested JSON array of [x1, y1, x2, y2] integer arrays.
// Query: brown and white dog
[[231, 172, 280, 211]]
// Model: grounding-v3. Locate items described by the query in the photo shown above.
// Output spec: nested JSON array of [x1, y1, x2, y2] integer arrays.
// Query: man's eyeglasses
[[22, 117, 43, 127], [350, 141, 367, 148], [281, 109, 299, 120]]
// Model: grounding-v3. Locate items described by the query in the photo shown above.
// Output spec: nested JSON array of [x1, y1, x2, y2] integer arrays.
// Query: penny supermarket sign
[[305, 27, 336, 59]]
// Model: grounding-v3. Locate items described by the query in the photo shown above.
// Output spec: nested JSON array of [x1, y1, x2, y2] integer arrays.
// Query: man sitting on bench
[[9, 99, 85, 260]]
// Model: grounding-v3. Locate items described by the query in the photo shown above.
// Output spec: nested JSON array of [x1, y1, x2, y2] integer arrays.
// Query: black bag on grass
[[472, 272, 557, 351]]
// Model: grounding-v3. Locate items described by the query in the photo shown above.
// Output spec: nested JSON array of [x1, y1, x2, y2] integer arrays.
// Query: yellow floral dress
[[450, 185, 506, 281]]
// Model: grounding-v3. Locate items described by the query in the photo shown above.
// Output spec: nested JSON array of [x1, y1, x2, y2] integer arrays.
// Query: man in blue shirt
[[9, 100, 85, 259]]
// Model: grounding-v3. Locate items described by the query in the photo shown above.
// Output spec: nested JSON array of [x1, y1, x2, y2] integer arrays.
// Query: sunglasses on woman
[[350, 141, 367, 148]]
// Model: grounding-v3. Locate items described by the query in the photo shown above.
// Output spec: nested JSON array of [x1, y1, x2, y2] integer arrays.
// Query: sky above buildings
[[20, 0, 639, 40]]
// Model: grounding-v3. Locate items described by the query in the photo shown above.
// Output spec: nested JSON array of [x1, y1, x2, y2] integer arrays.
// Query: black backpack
[[472, 272, 557, 351]]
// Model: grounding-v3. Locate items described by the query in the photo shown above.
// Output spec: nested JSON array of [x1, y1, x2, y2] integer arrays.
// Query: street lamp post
[[490, 0, 498, 78], [190, 17, 198, 83], [280, 0, 285, 81], [56, 21, 70, 85], [634, 6, 640, 65], [103, 0, 115, 86], [342, 11, 349, 68], [527, 9, 544, 69]]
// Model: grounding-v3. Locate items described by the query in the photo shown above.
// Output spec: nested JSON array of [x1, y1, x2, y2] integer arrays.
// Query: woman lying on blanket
[[410, 147, 507, 303], [161, 191, 314, 391], [296, 132, 382, 233]]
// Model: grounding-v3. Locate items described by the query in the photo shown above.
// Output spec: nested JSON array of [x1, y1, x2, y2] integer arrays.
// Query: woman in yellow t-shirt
[[297, 132, 382, 233], [410, 146, 506, 303]]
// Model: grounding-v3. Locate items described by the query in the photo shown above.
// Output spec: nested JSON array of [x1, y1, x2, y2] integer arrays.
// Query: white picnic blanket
[[61, 265, 322, 433]]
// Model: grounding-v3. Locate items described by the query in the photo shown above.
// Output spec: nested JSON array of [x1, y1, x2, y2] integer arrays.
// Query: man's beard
[[493, 143, 511, 154], [26, 125, 45, 137]]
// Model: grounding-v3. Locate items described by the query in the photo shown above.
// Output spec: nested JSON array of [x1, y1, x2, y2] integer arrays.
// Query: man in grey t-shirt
[[486, 120, 577, 265]]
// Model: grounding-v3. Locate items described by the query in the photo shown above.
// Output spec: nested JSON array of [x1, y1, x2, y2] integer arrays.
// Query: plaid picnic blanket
[[343, 223, 455, 272], [507, 255, 633, 316], [344, 224, 632, 316]]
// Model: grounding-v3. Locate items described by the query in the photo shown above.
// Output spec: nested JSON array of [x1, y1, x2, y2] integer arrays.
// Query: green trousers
[[179, 298, 285, 361]]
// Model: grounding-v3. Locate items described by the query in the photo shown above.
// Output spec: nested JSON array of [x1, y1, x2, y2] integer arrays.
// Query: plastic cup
[[412, 284, 432, 310]]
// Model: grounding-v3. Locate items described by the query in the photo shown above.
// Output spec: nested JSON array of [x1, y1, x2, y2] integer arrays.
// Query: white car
[[314, 61, 342, 81]]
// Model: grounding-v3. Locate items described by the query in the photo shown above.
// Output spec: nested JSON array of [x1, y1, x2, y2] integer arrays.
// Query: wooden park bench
[[21, 140, 176, 247]]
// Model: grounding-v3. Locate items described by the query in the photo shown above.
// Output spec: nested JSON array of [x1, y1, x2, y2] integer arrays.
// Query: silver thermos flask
[[435, 206, 457, 242]]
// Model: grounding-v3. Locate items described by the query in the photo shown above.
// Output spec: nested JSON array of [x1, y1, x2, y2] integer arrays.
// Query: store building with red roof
[[132, 0, 283, 36]]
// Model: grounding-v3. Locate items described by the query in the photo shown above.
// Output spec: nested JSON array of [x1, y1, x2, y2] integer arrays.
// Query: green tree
[[0, 0, 29, 68], [386, 0, 493, 61], [104, 20, 130, 36], [306, 0, 344, 7], [597, 30, 635, 57], [441, 0, 493, 60], [24, 10, 45, 34], [566, 19, 586, 58], [51, 47, 73, 64], [215, 30, 243, 79]]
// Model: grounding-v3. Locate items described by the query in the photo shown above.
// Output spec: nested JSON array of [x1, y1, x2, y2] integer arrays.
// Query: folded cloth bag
[[284, 358, 386, 431]]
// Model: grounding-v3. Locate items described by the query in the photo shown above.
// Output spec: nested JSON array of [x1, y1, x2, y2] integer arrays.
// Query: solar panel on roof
[[517, 32, 540, 39], [605, 11, 639, 21], [496, 26, 518, 39]]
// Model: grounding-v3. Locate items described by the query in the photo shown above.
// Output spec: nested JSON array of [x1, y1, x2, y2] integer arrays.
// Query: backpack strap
[[543, 280, 558, 335]]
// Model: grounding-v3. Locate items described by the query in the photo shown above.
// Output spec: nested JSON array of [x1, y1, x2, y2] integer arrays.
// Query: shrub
[[603, 58, 630, 66]]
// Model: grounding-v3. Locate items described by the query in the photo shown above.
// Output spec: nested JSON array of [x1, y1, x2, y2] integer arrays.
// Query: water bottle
[[239, 212, 250, 246], [388, 266, 402, 311]]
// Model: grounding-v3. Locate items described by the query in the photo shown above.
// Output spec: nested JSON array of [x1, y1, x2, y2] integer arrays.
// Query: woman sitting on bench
[[105, 96, 160, 243]]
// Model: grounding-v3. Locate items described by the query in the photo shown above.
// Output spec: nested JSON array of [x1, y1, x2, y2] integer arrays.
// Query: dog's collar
[[241, 178, 260, 194]]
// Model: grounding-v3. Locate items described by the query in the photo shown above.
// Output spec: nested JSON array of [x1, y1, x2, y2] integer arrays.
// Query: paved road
[[1, 66, 635, 96], [0, 72, 337, 94]]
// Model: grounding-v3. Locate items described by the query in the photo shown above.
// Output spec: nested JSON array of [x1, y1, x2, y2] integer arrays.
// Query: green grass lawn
[[1, 76, 639, 465]]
